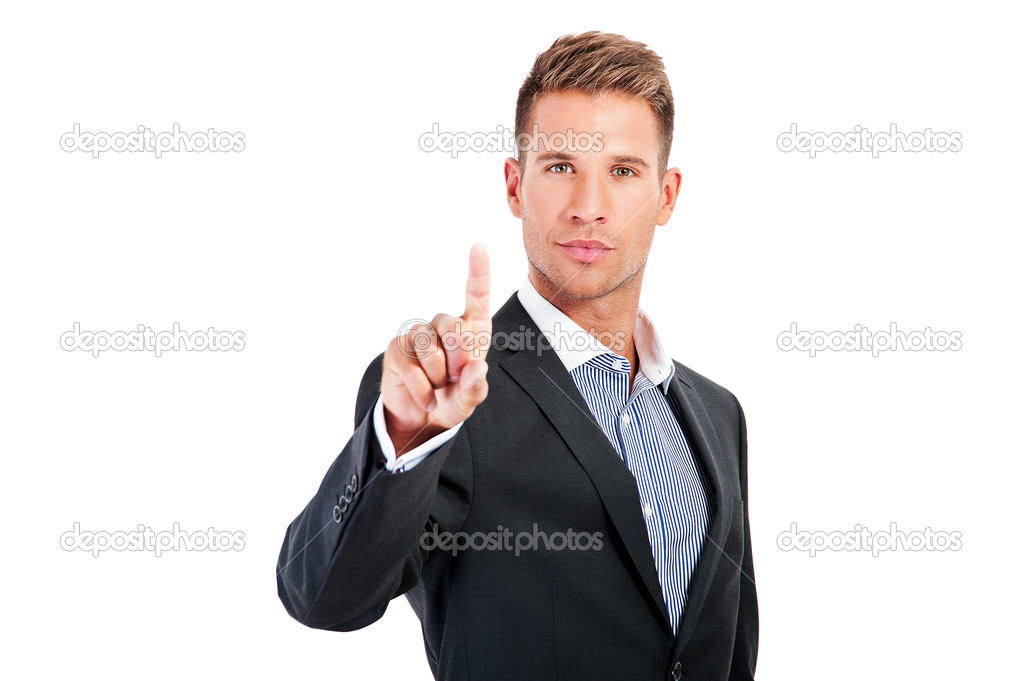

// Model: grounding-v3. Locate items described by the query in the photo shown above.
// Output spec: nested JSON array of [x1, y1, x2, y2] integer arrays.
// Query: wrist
[[384, 410, 445, 456], [390, 427, 444, 457]]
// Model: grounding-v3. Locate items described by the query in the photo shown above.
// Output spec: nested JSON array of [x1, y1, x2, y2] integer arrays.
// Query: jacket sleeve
[[276, 351, 472, 631], [729, 396, 759, 679]]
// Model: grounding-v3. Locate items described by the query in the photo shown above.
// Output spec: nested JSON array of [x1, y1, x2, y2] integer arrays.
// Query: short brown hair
[[515, 31, 674, 179]]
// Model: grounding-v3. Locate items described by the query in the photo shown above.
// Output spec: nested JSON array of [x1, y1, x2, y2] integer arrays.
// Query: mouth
[[559, 239, 613, 264]]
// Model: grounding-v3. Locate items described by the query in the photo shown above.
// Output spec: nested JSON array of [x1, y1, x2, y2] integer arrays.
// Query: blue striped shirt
[[517, 277, 710, 633]]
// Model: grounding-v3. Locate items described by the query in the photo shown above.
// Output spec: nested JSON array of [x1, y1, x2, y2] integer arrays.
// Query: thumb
[[452, 359, 489, 413]]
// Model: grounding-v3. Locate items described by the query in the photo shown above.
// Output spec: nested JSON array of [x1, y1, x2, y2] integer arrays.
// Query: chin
[[551, 277, 612, 301], [530, 257, 613, 299]]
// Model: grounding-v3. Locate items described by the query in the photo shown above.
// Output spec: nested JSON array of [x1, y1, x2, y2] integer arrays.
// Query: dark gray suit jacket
[[277, 292, 758, 680]]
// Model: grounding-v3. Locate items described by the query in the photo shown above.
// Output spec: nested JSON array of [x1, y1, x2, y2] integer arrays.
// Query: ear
[[655, 167, 682, 226], [504, 156, 523, 218]]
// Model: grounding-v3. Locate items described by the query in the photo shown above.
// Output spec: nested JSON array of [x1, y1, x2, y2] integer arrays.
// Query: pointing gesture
[[463, 243, 491, 324], [452, 243, 492, 381], [381, 244, 492, 454]]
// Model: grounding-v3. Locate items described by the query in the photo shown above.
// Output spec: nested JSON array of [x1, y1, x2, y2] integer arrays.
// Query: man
[[277, 31, 758, 680]]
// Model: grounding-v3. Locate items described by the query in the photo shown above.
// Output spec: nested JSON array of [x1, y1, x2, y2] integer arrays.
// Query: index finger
[[463, 243, 490, 322]]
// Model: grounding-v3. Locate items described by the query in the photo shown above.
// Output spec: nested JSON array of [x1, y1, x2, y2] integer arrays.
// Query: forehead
[[528, 91, 659, 153]]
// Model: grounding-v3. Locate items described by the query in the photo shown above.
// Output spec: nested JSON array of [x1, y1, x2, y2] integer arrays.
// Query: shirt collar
[[516, 275, 675, 394]]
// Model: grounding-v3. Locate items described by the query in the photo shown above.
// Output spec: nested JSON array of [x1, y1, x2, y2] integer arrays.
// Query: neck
[[529, 267, 644, 385]]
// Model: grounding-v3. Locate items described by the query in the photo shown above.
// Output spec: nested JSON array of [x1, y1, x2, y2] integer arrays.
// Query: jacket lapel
[[664, 365, 735, 657], [493, 294, 671, 629]]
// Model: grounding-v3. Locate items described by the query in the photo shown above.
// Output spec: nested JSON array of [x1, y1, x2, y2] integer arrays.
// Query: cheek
[[626, 184, 662, 216], [520, 213, 544, 252], [521, 181, 566, 222], [622, 191, 661, 233]]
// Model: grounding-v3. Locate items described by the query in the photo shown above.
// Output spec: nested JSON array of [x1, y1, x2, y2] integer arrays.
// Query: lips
[[559, 239, 612, 263]]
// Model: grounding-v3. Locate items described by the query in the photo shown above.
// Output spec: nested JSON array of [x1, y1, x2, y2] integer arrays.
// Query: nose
[[567, 170, 609, 225]]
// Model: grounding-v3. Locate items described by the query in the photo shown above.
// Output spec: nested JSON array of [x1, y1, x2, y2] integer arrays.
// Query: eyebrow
[[534, 152, 651, 170]]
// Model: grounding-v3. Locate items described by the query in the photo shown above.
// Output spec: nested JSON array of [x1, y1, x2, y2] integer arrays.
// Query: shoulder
[[671, 359, 743, 417]]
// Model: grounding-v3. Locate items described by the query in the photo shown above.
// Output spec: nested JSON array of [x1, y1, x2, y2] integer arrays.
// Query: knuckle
[[406, 323, 438, 358], [409, 384, 431, 407]]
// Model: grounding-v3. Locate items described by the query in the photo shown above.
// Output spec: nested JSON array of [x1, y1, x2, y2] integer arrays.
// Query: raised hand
[[380, 244, 492, 455]]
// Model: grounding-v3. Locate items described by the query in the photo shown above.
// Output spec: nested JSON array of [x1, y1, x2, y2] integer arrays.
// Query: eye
[[548, 163, 572, 174], [612, 167, 636, 178]]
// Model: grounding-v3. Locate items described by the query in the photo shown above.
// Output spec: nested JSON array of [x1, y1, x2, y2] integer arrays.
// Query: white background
[[2, 1, 1021, 678]]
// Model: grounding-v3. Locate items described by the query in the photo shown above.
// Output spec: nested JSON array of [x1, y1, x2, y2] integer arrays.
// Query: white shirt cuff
[[372, 394, 463, 473]]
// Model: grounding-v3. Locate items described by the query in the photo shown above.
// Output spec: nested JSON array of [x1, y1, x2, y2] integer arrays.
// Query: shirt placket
[[610, 368, 668, 573]]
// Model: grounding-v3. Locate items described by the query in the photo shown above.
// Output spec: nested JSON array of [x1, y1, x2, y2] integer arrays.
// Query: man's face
[[505, 91, 681, 302]]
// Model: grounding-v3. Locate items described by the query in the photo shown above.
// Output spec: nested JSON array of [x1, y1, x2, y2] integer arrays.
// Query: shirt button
[[622, 412, 631, 426], [644, 504, 654, 518], [611, 359, 624, 371]]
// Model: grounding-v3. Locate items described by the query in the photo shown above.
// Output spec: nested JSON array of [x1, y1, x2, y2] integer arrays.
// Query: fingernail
[[427, 399, 437, 412], [449, 374, 460, 383]]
